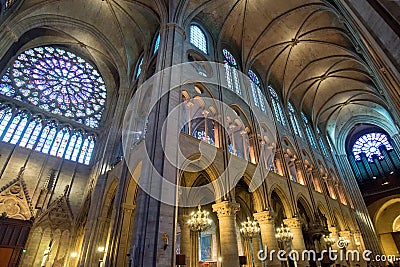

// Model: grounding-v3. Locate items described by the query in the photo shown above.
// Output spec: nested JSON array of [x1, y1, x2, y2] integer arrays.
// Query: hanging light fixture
[[240, 217, 261, 238], [187, 205, 212, 232], [323, 233, 335, 246], [275, 224, 294, 243]]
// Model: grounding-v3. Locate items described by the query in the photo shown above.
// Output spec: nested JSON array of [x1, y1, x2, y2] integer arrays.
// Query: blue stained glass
[[248, 70, 266, 112], [194, 130, 215, 145], [257, 88, 266, 112], [10, 116, 28, 144], [136, 56, 144, 79], [0, 46, 106, 128], [50, 130, 65, 156], [64, 134, 77, 160], [223, 49, 241, 95], [251, 83, 260, 108], [352, 133, 393, 162], [35, 124, 51, 151], [71, 136, 83, 162], [78, 138, 90, 164], [223, 49, 237, 66], [228, 143, 243, 158], [24, 120, 42, 149], [269, 86, 286, 125], [3, 115, 22, 142], [56, 130, 70, 157], [154, 34, 160, 54], [288, 102, 302, 137], [190, 25, 207, 54], [302, 113, 317, 148], [20, 119, 39, 148], [41, 127, 57, 153], [0, 108, 12, 137], [84, 137, 95, 165]]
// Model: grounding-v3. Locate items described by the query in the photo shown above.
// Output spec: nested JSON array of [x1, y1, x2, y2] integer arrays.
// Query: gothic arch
[[297, 195, 315, 227], [333, 209, 345, 231], [269, 185, 293, 219]]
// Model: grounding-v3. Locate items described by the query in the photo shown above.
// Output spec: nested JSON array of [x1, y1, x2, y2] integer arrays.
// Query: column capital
[[177, 214, 191, 228], [254, 210, 274, 224], [212, 201, 240, 218], [121, 203, 136, 211], [160, 23, 186, 39], [283, 218, 302, 229]]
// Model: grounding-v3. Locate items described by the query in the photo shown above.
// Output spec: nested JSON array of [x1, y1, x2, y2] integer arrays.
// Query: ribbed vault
[[183, 0, 394, 139]]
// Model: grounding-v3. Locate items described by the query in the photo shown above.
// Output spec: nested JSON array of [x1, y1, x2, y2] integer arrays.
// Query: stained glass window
[[194, 130, 215, 146], [0, 46, 106, 128], [288, 102, 302, 137], [0, 104, 95, 164], [0, 108, 13, 137], [248, 70, 266, 112], [223, 49, 241, 95], [301, 113, 317, 148], [317, 127, 329, 157], [268, 86, 286, 125], [5, 0, 16, 9], [228, 143, 243, 158], [352, 133, 393, 162], [136, 56, 144, 79], [154, 33, 161, 54], [190, 25, 208, 54]]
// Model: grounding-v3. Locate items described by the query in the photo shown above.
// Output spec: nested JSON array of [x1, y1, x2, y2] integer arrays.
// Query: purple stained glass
[[0, 46, 106, 128], [223, 49, 237, 66], [223, 49, 241, 95], [352, 133, 394, 162]]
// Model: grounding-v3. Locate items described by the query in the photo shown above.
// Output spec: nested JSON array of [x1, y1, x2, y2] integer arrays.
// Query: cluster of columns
[[178, 201, 314, 267]]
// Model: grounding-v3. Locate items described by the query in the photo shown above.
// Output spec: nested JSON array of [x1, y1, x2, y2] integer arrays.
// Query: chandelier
[[240, 217, 261, 238], [275, 224, 293, 243], [323, 233, 335, 245], [187, 205, 212, 232]]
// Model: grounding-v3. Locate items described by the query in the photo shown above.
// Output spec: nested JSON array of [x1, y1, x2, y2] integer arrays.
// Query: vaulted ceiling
[[183, 0, 395, 143], [2, 0, 397, 146], [2, 0, 162, 86]]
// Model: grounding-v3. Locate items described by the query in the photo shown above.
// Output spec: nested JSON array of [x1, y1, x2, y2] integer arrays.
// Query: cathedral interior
[[0, 0, 399, 266]]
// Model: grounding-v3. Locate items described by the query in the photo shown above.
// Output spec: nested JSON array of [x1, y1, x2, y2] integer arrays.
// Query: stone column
[[335, 154, 382, 254], [115, 203, 136, 266], [80, 87, 130, 266], [212, 201, 240, 267], [274, 148, 285, 176], [294, 159, 305, 185], [252, 235, 263, 267], [326, 226, 340, 266], [328, 226, 339, 251], [253, 211, 280, 267], [284, 218, 307, 267], [190, 231, 199, 267], [130, 22, 186, 267], [178, 215, 191, 267]]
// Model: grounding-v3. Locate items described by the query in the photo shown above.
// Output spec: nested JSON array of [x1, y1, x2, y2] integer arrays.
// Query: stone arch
[[100, 178, 119, 219], [0, 18, 125, 90], [240, 173, 264, 213], [297, 195, 315, 230], [178, 156, 223, 207], [269, 185, 293, 220], [334, 115, 398, 155], [333, 209, 345, 231], [317, 202, 331, 228]]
